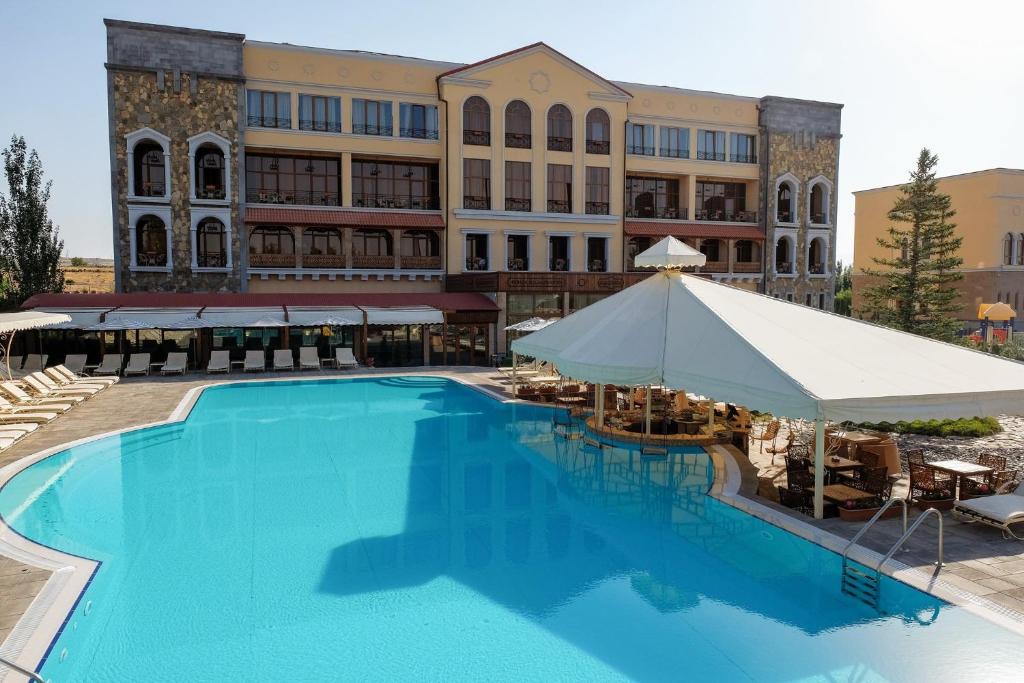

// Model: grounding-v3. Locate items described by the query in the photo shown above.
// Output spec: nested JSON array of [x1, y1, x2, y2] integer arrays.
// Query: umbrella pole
[[511, 351, 517, 397], [644, 386, 652, 437], [596, 383, 605, 429], [707, 397, 714, 432], [813, 416, 825, 519]]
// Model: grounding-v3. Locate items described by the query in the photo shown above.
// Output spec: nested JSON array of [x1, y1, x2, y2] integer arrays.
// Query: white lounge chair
[[0, 422, 38, 439], [244, 350, 266, 372], [23, 375, 91, 400], [954, 487, 1024, 540], [49, 365, 118, 386], [21, 354, 48, 373], [0, 382, 74, 412], [63, 354, 88, 375], [299, 347, 321, 370], [207, 350, 230, 374], [93, 354, 124, 376], [0, 398, 59, 423], [335, 347, 359, 368], [273, 350, 294, 371], [161, 352, 188, 375], [32, 371, 103, 393], [123, 353, 151, 376]]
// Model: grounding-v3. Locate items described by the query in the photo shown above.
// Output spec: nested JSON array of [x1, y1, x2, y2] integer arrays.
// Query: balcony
[[700, 261, 729, 273], [137, 251, 168, 267], [352, 254, 395, 269], [466, 257, 489, 271], [549, 258, 569, 272], [659, 148, 689, 159], [587, 260, 606, 272], [695, 209, 757, 223], [696, 150, 725, 161], [247, 189, 340, 206], [352, 194, 440, 210], [464, 130, 491, 146], [625, 207, 689, 220], [353, 123, 391, 136], [810, 212, 827, 225], [463, 196, 490, 210], [135, 182, 165, 198], [729, 153, 757, 164], [627, 145, 655, 156], [732, 261, 761, 273], [586, 140, 610, 155], [299, 120, 342, 133], [547, 199, 571, 214], [507, 258, 529, 271], [505, 132, 531, 149], [586, 201, 610, 215], [776, 210, 794, 223], [302, 254, 346, 269], [776, 261, 794, 275], [197, 253, 227, 268], [250, 253, 296, 268], [196, 186, 225, 200], [547, 136, 572, 152], [505, 197, 531, 212], [247, 115, 290, 129], [809, 263, 826, 275], [400, 127, 439, 140], [401, 255, 442, 270]]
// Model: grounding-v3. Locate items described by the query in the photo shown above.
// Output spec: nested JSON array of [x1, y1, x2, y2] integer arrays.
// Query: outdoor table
[[83, 364, 100, 375], [230, 360, 245, 370], [812, 484, 876, 504], [835, 430, 881, 459], [927, 459, 994, 498], [823, 455, 863, 484], [149, 362, 164, 372], [320, 358, 336, 369], [556, 396, 585, 404]]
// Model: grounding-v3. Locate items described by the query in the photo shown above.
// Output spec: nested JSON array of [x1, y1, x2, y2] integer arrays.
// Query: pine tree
[[0, 135, 65, 305], [833, 260, 853, 316], [859, 149, 963, 340]]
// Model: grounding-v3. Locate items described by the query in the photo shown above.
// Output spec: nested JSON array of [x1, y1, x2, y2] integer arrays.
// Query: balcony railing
[[505, 132, 531, 149], [810, 212, 827, 225], [196, 186, 226, 200], [809, 263, 826, 275], [353, 123, 391, 136], [302, 254, 346, 269], [400, 127, 439, 140], [549, 259, 569, 272], [627, 145, 655, 156], [466, 257, 489, 271], [729, 153, 757, 163], [732, 261, 761, 273], [250, 253, 296, 268], [625, 206, 689, 220], [547, 199, 571, 214], [136, 252, 168, 267], [463, 196, 490, 210], [352, 254, 395, 269], [776, 261, 793, 275], [464, 129, 491, 146], [586, 201, 610, 215], [696, 150, 725, 161], [134, 182, 166, 197], [586, 140, 610, 154], [547, 136, 572, 152], [660, 148, 689, 159], [299, 120, 342, 133], [505, 197, 531, 212], [197, 253, 227, 268], [695, 209, 757, 223], [507, 258, 529, 271], [777, 210, 794, 223], [401, 255, 442, 270], [352, 194, 440, 210], [247, 189, 340, 206], [587, 260, 606, 272], [700, 260, 729, 273], [247, 115, 291, 129]]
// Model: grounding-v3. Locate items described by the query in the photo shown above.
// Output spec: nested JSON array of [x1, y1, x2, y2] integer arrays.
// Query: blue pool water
[[1, 377, 1022, 681]]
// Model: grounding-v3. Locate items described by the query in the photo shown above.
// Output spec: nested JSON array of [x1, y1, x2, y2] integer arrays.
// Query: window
[[627, 236, 656, 270], [626, 123, 655, 155], [696, 129, 726, 161], [133, 141, 166, 197], [352, 229, 392, 256], [777, 180, 796, 223], [585, 109, 610, 154], [700, 239, 721, 262], [246, 90, 291, 128], [734, 239, 761, 263], [1004, 234, 1014, 266], [775, 237, 793, 274], [729, 133, 756, 163], [245, 155, 341, 205], [549, 235, 569, 271], [1018, 234, 1024, 265], [463, 96, 491, 145], [505, 161, 531, 211], [399, 103, 438, 139], [351, 160, 439, 210], [196, 217, 227, 268], [659, 127, 689, 159], [696, 181, 748, 221], [298, 94, 341, 133], [547, 105, 572, 151], [194, 145, 225, 200], [626, 176, 681, 219], [352, 99, 393, 136], [547, 164, 572, 213], [585, 167, 610, 215], [819, 293, 826, 310], [136, 215, 167, 267], [466, 233, 489, 270], [507, 234, 530, 271], [463, 159, 491, 209], [249, 226, 294, 255], [587, 236, 608, 272], [505, 101, 531, 148], [400, 230, 439, 257], [809, 182, 827, 224], [303, 227, 342, 256]]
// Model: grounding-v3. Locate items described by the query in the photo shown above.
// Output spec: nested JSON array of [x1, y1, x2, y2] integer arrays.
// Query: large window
[[196, 217, 227, 268], [660, 127, 689, 159], [303, 227, 342, 256], [696, 181, 749, 222], [463, 159, 491, 209], [547, 164, 573, 214], [696, 129, 726, 161], [505, 161, 531, 212], [585, 167, 609, 215], [808, 238, 826, 274], [626, 123, 655, 156], [777, 181, 795, 223], [136, 215, 167, 267], [505, 100, 531, 149], [463, 96, 491, 145], [194, 144, 225, 200], [809, 182, 828, 224], [549, 235, 569, 271], [507, 234, 530, 271], [400, 230, 440, 257], [700, 238, 722, 263], [466, 233, 490, 270], [298, 94, 341, 133], [133, 141, 166, 197], [399, 103, 439, 139], [587, 236, 608, 272], [729, 133, 756, 163], [625, 176, 681, 219], [249, 226, 294, 255], [734, 239, 761, 263], [775, 236, 793, 274], [352, 229, 392, 256], [585, 109, 610, 154], [627, 236, 656, 270], [246, 90, 291, 128], [547, 105, 573, 151], [352, 99, 393, 136], [245, 155, 341, 206], [351, 160, 439, 210]]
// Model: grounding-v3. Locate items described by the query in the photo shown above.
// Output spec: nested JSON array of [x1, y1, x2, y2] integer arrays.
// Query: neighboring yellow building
[[853, 169, 1024, 325]]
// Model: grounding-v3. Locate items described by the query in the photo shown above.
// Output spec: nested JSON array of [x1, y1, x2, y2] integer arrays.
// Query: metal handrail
[[877, 506, 944, 571], [841, 497, 908, 560], [0, 655, 45, 682]]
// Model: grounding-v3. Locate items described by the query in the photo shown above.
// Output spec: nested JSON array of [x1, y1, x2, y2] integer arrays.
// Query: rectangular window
[[507, 234, 530, 271], [585, 167, 609, 215], [463, 159, 491, 209], [696, 130, 726, 161], [659, 127, 690, 158], [298, 94, 341, 133], [729, 133, 757, 163], [352, 99, 393, 136], [505, 161, 531, 212], [244, 154, 341, 205], [466, 233, 489, 270], [247, 90, 291, 128], [351, 160, 439, 210], [587, 236, 608, 272], [547, 164, 572, 213], [625, 176, 681, 219], [626, 123, 655, 155], [399, 103, 439, 139], [549, 235, 569, 271], [695, 181, 750, 222]]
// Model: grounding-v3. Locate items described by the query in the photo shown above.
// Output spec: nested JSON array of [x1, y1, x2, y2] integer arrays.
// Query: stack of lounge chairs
[[204, 346, 360, 374]]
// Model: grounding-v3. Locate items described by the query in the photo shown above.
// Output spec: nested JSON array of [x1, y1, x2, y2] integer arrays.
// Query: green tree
[[858, 149, 963, 340], [833, 260, 853, 316], [0, 135, 64, 304], [69, 256, 86, 267]]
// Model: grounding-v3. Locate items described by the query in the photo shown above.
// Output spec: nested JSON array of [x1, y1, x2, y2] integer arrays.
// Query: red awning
[[245, 206, 445, 229], [625, 220, 764, 240]]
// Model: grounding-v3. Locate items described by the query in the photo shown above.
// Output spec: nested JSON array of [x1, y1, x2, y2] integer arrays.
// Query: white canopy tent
[[286, 306, 363, 327], [32, 307, 112, 330], [87, 319, 157, 331], [0, 311, 72, 380], [361, 306, 443, 325], [198, 307, 288, 328], [105, 307, 203, 328], [512, 236, 1024, 518]]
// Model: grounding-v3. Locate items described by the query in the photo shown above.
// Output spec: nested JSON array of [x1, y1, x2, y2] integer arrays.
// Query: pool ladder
[[840, 499, 945, 610], [0, 655, 45, 682]]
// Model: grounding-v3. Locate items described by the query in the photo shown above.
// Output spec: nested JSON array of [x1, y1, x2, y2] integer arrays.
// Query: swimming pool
[[1, 376, 1022, 681]]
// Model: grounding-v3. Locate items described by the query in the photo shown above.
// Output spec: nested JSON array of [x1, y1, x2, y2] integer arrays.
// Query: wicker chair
[[905, 449, 926, 465], [962, 455, 1012, 497], [753, 419, 780, 453], [907, 462, 955, 503], [850, 466, 892, 499], [766, 431, 796, 463], [778, 485, 812, 514]]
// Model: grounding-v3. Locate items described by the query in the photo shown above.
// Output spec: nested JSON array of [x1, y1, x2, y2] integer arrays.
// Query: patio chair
[[20, 354, 48, 373], [123, 353, 151, 376], [299, 347, 321, 370], [207, 350, 231, 374], [93, 354, 124, 376], [63, 354, 88, 375], [961, 454, 1011, 498], [752, 419, 780, 453], [49, 365, 117, 386], [244, 350, 266, 372], [0, 382, 75, 412], [335, 347, 359, 368], [35, 370, 105, 392], [161, 352, 188, 375], [777, 485, 812, 515], [24, 374, 92, 399], [766, 431, 796, 464], [907, 462, 955, 503], [0, 397, 60, 423], [954, 484, 1024, 539], [273, 349, 295, 371], [905, 448, 926, 465], [849, 466, 892, 499]]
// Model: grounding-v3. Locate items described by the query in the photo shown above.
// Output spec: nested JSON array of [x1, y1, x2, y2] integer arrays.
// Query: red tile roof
[[245, 207, 444, 229], [624, 221, 765, 240], [23, 291, 499, 312]]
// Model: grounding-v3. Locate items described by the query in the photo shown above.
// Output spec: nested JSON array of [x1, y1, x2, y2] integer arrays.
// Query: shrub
[[855, 416, 1001, 438]]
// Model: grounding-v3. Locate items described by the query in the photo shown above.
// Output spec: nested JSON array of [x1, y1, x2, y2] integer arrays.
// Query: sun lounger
[[273, 349, 294, 371], [49, 365, 117, 386], [207, 350, 230, 374], [299, 347, 321, 370], [0, 423, 37, 440], [63, 354, 88, 375], [954, 488, 1024, 539], [123, 353, 151, 376], [0, 401, 59, 423], [161, 352, 188, 375], [20, 354, 48, 373], [335, 347, 359, 368], [23, 375, 91, 400], [244, 350, 266, 372], [0, 382, 74, 412], [93, 354, 124, 376], [30, 372, 102, 395], [0, 358, 24, 379]]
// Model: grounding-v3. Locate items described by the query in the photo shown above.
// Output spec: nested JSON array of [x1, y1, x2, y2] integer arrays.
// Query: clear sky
[[2, 0, 1022, 264]]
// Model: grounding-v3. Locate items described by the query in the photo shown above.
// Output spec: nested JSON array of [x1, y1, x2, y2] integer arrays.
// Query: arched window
[[585, 109, 610, 154], [463, 96, 491, 145], [1004, 233, 1014, 266], [504, 100, 531, 149], [136, 215, 168, 267], [249, 227, 294, 255], [195, 144, 225, 200], [196, 217, 227, 268], [777, 182, 795, 223], [353, 228, 392, 256], [775, 236, 792, 274], [400, 230, 439, 257], [734, 239, 761, 264], [134, 141, 166, 197], [699, 238, 722, 263], [809, 183, 826, 224], [809, 238, 825, 274], [1017, 233, 1024, 265], [547, 105, 573, 151], [303, 227, 342, 256]]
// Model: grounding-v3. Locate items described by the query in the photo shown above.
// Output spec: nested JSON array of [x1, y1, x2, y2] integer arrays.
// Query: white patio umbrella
[[0, 311, 71, 380]]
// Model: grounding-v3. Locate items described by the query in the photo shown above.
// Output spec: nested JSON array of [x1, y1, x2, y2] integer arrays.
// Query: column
[[687, 174, 698, 220], [393, 229, 402, 270], [343, 227, 353, 267], [341, 151, 353, 206]]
